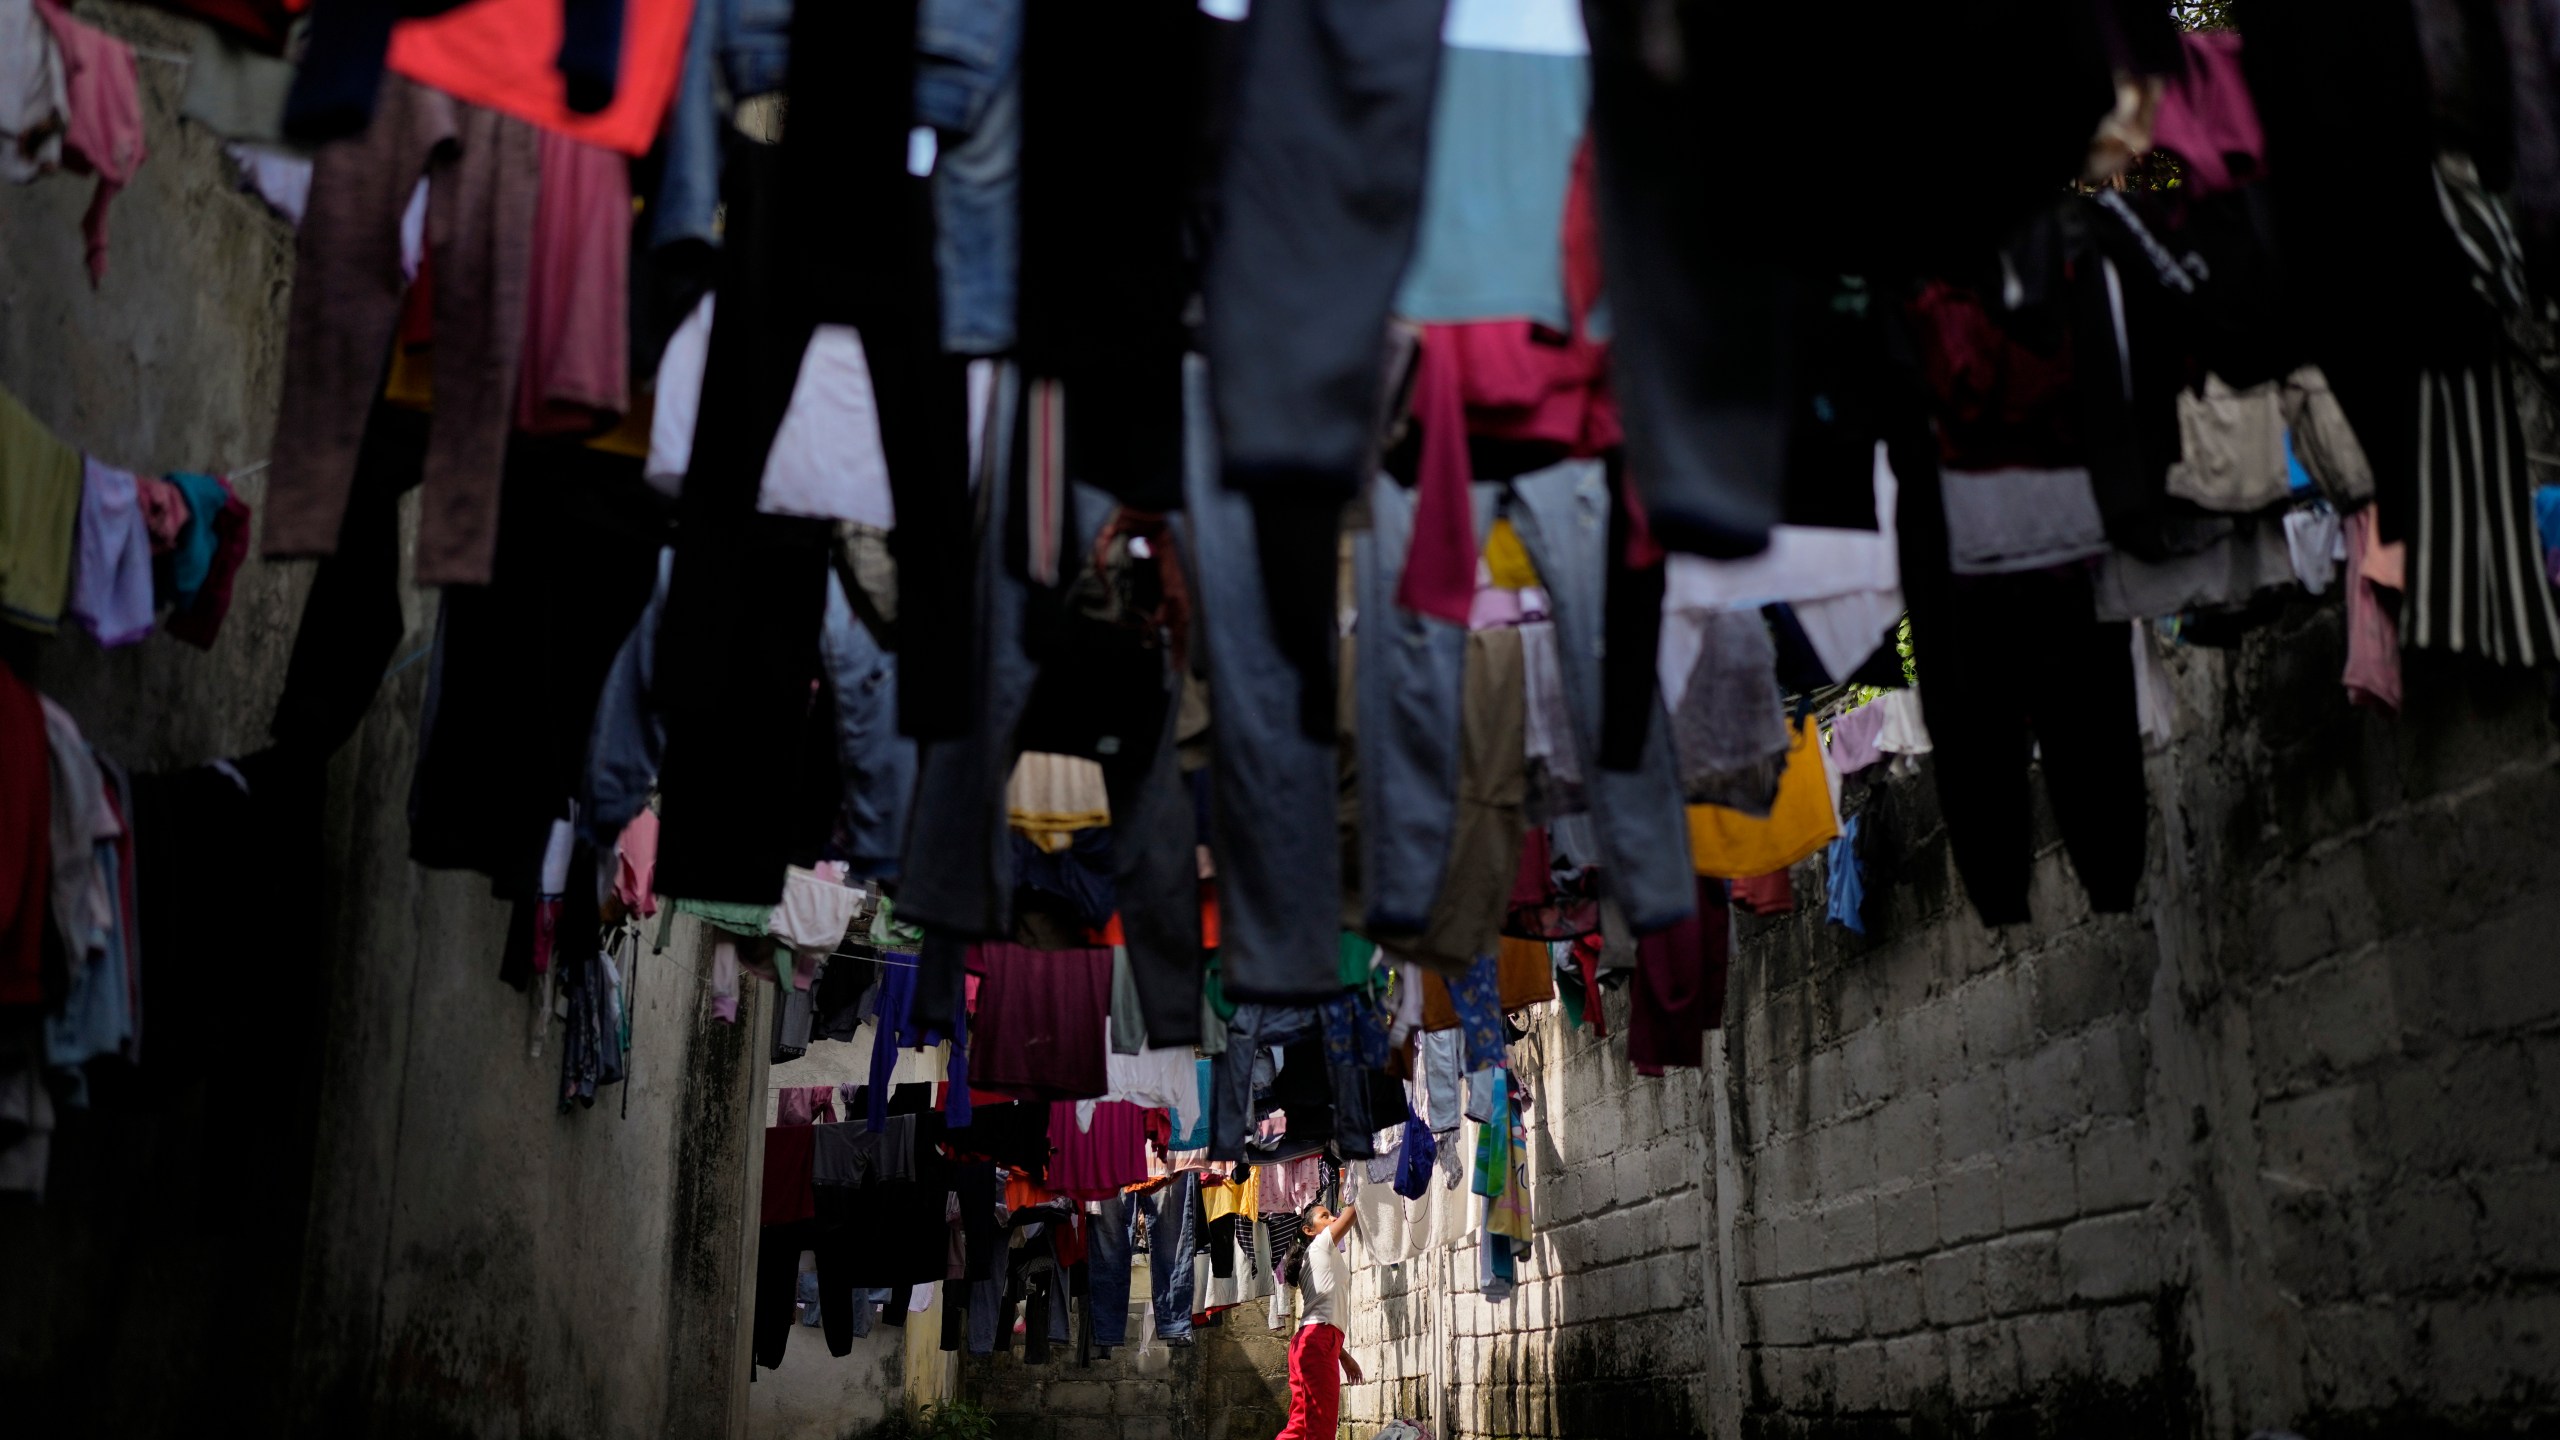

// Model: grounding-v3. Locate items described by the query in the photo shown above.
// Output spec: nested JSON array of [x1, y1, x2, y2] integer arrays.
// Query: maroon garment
[[514, 128, 631, 435], [137, 0, 300, 54], [1907, 281, 2079, 471], [1626, 879, 1730, 1076], [264, 74, 539, 587], [0, 665, 50, 1008], [968, 944, 1112, 1101], [1731, 870, 1794, 916], [761, 1124, 817, 1224], [1047, 1100, 1150, 1201], [2152, 30, 2264, 196], [165, 482, 249, 649]]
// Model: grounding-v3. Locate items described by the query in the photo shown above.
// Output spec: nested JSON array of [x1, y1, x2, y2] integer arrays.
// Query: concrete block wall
[[1336, 989, 1733, 1439], [0, 8, 772, 1433], [1329, 600, 2560, 1440]]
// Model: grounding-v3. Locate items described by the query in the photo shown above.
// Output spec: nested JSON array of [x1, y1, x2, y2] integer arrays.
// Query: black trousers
[[1895, 440, 2147, 927], [753, 1220, 813, 1370], [1201, 0, 1447, 497]]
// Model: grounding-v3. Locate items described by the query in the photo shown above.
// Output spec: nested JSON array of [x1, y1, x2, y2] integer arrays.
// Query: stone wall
[[1335, 596, 2560, 1440], [0, 7, 767, 1433]]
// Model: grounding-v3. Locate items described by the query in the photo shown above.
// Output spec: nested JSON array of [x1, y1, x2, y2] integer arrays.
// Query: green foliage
[[847, 1400, 997, 1440]]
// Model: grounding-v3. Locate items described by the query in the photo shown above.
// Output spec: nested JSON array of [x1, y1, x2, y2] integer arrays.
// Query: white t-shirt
[[1299, 1233, 1346, 1330]]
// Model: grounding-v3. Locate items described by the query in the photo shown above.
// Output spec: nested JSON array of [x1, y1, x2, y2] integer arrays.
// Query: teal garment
[[1203, 951, 1238, 1023], [1172, 1059, 1213, 1149], [165, 472, 231, 607], [1337, 932, 1379, 989], [1394, 45, 1590, 329], [672, 895, 771, 937]]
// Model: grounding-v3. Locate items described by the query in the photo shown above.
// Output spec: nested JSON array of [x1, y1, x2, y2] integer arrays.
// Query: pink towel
[[33, 0, 144, 286]]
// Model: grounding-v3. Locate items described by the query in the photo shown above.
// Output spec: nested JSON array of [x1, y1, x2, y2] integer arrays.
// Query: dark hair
[[1281, 1201, 1325, 1289]]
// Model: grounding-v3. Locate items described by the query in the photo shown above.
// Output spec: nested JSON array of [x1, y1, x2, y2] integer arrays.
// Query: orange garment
[[388, 0, 693, 157], [1687, 717, 1839, 880], [1419, 935, 1555, 1031], [1005, 1173, 1062, 1210]]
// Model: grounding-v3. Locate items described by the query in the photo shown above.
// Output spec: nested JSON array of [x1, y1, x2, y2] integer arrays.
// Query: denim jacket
[[650, 0, 794, 249]]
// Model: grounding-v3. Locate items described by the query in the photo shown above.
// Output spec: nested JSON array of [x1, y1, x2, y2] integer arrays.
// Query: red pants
[[1277, 1322, 1343, 1440]]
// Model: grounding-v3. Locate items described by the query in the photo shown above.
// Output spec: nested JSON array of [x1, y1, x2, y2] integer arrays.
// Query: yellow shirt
[[1482, 519, 1540, 589], [1687, 715, 1839, 879]]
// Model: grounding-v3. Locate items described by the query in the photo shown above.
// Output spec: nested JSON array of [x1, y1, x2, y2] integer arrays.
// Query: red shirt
[[388, 0, 695, 156]]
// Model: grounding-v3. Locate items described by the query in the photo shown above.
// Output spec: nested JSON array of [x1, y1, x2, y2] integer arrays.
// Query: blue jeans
[[1088, 1196, 1135, 1346], [1505, 460, 1697, 932], [821, 570, 916, 881], [919, 0, 1024, 355], [1183, 355, 1343, 1001], [651, 0, 794, 249], [1352, 475, 1474, 934], [1144, 1171, 1200, 1340]]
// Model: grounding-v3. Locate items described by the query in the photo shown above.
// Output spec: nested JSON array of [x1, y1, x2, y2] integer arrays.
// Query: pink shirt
[[33, 0, 144, 285]]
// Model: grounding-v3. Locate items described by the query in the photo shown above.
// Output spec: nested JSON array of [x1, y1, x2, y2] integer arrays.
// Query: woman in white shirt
[[1276, 1200, 1363, 1440]]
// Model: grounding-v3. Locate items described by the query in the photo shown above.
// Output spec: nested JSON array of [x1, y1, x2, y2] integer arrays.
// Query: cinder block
[[1922, 1247, 1985, 1326], [1832, 1339, 1890, 1412], [2007, 1038, 2087, 1138], [1842, 1024, 1893, 1110], [2074, 1119, 2154, 1213], [1998, 1138, 2076, 1229], [2090, 1301, 2160, 1387], [1809, 1272, 1865, 1342], [1936, 1164, 2003, 1243], [2013, 1307, 2092, 1386], [1871, 1092, 1941, 1182], [1980, 1232, 2061, 1316], [1880, 1331, 1946, 1405], [1875, 1181, 1938, 1259], [2476, 1165, 2560, 1274], [2082, 1018, 2151, 1118], [1749, 1280, 1814, 1346], [1946, 1319, 2020, 1408], [1047, 1381, 1114, 1414], [1862, 1260, 1926, 1337], [2363, 1179, 2478, 1293], [2257, 1084, 2377, 1192], [1814, 1194, 1880, 1271], [1959, 969, 2030, 1062], [2059, 1211, 2160, 1302], [1937, 1073, 2007, 1162]]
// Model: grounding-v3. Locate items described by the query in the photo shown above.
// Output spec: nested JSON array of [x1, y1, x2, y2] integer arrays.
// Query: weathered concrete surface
[[1339, 598, 2560, 1440], [0, 7, 766, 1434], [964, 1284, 1294, 1440]]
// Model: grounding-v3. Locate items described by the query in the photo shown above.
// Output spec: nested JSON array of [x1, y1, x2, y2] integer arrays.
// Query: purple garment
[[866, 951, 971, 1130], [2152, 30, 2264, 196], [68, 458, 153, 647], [778, 1084, 839, 1126], [866, 954, 919, 1132], [1392, 1112, 1437, 1200], [1828, 703, 1886, 774]]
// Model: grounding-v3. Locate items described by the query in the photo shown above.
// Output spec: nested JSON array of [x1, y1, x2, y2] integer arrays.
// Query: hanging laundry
[[265, 76, 540, 587], [32, 0, 145, 286], [2340, 507, 2404, 714], [0, 384, 82, 635], [2166, 376, 2294, 513], [0, 665, 46, 1007], [647, 295, 898, 526], [1686, 717, 1839, 882], [2149, 28, 2265, 197], [1824, 818, 1866, 937], [1, 0, 66, 184], [1626, 877, 1730, 1074], [1006, 751, 1109, 851], [68, 458, 152, 647], [515, 128, 632, 436], [968, 943, 1111, 1102], [1826, 704, 1887, 777], [161, 476, 250, 649], [1730, 870, 1794, 918], [1662, 608, 1791, 814], [2283, 505, 2342, 596]]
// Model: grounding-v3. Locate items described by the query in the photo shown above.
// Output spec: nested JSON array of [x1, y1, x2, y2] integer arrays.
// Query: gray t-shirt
[[1299, 1234, 1346, 1330]]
